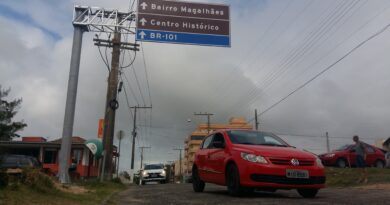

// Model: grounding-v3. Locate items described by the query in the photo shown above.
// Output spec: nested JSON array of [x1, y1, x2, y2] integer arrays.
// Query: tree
[[0, 85, 27, 141]]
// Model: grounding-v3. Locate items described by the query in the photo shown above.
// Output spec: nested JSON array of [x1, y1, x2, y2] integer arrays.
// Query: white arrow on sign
[[139, 31, 147, 39], [140, 2, 148, 10], [139, 18, 147, 26]]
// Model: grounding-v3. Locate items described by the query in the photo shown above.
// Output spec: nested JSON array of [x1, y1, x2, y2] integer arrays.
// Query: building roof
[[49, 136, 86, 144]]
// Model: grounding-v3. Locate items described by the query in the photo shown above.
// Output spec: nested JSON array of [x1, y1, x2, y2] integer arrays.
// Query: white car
[[140, 164, 167, 185]]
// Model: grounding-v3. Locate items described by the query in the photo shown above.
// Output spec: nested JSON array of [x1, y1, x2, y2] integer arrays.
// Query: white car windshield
[[144, 164, 163, 170]]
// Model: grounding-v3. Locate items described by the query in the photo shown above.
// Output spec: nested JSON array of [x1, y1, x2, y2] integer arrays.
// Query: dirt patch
[[356, 183, 390, 190], [54, 182, 90, 194]]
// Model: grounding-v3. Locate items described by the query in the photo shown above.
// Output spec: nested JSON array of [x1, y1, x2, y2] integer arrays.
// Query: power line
[[214, 0, 314, 105], [119, 74, 134, 120], [249, 20, 390, 121], [122, 71, 140, 105], [141, 42, 153, 106], [224, 0, 359, 117], [131, 64, 146, 106]]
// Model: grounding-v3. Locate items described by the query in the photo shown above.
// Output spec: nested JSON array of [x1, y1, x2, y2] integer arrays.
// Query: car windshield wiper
[[238, 142, 256, 145], [258, 143, 288, 147]]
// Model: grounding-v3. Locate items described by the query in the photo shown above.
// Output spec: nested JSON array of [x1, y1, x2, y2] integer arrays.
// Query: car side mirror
[[213, 141, 224, 149]]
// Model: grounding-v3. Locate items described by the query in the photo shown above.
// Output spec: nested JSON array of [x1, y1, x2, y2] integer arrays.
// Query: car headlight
[[241, 152, 268, 164], [161, 170, 166, 176], [316, 158, 324, 168], [325, 153, 335, 158], [142, 171, 148, 177]]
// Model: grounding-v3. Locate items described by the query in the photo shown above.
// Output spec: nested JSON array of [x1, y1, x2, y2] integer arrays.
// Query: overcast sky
[[1, 0, 390, 171]]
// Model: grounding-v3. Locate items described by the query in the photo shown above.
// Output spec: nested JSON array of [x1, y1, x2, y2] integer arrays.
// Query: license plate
[[286, 170, 309, 179]]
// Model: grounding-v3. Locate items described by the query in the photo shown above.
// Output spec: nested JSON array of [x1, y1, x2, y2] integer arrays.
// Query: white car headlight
[[142, 171, 148, 177], [316, 158, 324, 168], [241, 152, 268, 164], [161, 170, 166, 176]]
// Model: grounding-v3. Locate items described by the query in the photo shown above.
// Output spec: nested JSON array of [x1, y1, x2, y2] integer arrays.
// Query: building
[[183, 117, 253, 178], [0, 136, 116, 178], [375, 137, 390, 151], [383, 137, 390, 151]]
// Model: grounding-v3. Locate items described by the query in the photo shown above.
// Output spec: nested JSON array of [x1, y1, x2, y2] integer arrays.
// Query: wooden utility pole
[[101, 31, 121, 181], [194, 112, 214, 134], [130, 106, 152, 170], [93, 29, 139, 181], [255, 109, 259, 131], [139, 146, 151, 169], [173, 148, 183, 183]]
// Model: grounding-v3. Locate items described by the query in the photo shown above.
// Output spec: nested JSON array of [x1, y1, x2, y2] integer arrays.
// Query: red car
[[319, 144, 386, 168], [192, 130, 326, 198]]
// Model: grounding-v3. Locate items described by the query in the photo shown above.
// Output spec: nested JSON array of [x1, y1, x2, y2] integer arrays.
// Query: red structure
[[0, 136, 117, 178]]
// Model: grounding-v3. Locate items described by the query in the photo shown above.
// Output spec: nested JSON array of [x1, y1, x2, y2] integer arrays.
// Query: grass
[[325, 167, 390, 187], [0, 170, 127, 205]]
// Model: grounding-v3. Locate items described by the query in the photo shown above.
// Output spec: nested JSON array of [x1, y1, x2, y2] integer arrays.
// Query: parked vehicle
[[385, 152, 390, 168], [140, 164, 167, 185], [0, 154, 41, 171], [319, 144, 386, 168], [192, 130, 325, 198]]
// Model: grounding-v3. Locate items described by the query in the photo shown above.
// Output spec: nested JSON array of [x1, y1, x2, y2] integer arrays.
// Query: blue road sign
[[137, 0, 230, 47], [136, 29, 230, 47]]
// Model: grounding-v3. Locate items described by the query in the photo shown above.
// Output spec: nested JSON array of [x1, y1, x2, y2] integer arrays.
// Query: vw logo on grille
[[291, 158, 300, 166]]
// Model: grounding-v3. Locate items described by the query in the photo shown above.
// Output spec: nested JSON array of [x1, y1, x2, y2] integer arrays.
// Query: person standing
[[352, 135, 368, 183]]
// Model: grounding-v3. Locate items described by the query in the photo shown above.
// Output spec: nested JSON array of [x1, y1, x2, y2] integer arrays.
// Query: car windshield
[[227, 131, 289, 147], [144, 164, 163, 170], [335, 145, 351, 151]]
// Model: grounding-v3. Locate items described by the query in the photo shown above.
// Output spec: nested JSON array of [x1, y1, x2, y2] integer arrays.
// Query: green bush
[[21, 168, 56, 193]]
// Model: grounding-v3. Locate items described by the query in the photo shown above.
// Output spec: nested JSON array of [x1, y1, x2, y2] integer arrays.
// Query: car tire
[[192, 166, 205, 192], [336, 158, 347, 168], [226, 163, 245, 196], [141, 180, 145, 185], [375, 160, 384, 168], [297, 189, 319, 198]]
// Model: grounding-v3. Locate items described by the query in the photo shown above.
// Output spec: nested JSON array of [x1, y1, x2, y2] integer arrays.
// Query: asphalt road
[[117, 183, 390, 205]]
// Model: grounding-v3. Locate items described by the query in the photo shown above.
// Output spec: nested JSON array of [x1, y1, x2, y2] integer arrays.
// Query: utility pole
[[59, 6, 135, 184], [194, 112, 214, 134], [255, 109, 259, 131], [101, 30, 121, 181], [139, 146, 151, 169], [326, 132, 330, 153], [94, 27, 139, 182], [130, 106, 152, 170], [116, 130, 125, 177], [173, 148, 183, 183]]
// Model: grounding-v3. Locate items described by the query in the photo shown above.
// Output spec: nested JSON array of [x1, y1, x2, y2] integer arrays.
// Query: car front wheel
[[375, 160, 384, 168], [337, 158, 347, 168], [297, 189, 319, 198], [192, 166, 205, 192], [226, 163, 245, 196]]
